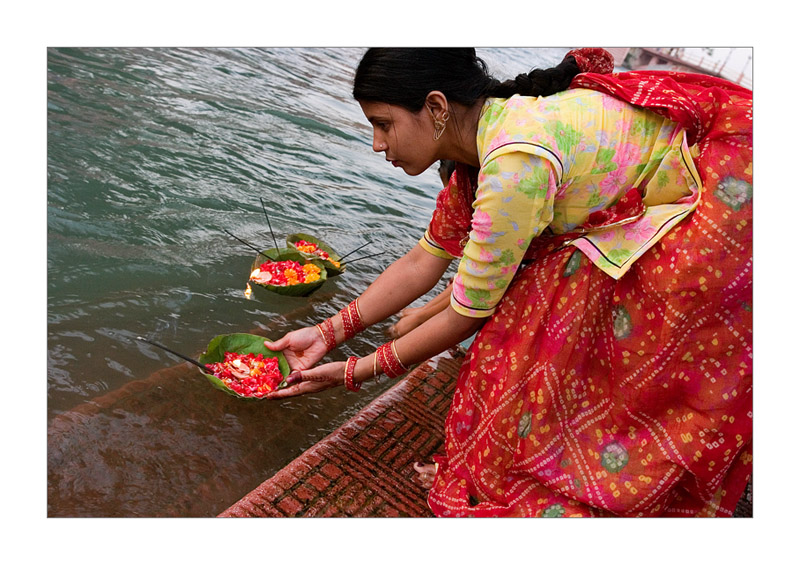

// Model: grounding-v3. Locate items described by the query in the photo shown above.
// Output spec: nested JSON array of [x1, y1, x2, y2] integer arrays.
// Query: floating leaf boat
[[197, 333, 290, 400], [286, 233, 345, 277], [247, 247, 328, 298]]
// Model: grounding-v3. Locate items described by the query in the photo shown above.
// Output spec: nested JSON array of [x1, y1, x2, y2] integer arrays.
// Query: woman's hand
[[264, 326, 328, 372], [264, 361, 345, 399]]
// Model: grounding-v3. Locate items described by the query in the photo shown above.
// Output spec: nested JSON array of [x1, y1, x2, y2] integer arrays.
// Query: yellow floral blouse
[[419, 89, 703, 318]]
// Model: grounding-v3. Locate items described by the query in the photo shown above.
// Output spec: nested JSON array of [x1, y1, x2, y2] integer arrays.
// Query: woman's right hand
[[264, 325, 329, 372]]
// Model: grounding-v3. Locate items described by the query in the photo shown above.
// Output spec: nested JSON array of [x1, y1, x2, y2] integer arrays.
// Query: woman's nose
[[372, 134, 386, 153]]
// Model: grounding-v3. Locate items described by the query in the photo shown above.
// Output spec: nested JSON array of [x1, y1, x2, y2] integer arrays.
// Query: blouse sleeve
[[450, 151, 559, 318], [419, 228, 457, 260]]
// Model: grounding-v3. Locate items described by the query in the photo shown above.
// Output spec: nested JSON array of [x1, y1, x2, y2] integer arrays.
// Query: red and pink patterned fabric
[[566, 47, 616, 74], [426, 55, 753, 516]]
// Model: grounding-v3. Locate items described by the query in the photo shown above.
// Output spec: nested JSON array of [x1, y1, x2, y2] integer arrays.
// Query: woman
[[265, 48, 753, 517]]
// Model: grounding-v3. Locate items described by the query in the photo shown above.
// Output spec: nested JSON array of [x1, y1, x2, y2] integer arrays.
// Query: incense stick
[[260, 197, 281, 252], [223, 229, 276, 261], [343, 251, 387, 264], [136, 336, 208, 371], [339, 241, 370, 262]]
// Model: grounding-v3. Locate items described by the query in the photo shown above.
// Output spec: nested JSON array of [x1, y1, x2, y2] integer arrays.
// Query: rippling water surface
[[47, 47, 572, 516]]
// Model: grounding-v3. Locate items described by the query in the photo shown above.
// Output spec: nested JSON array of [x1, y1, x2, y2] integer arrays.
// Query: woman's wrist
[[316, 318, 337, 352], [376, 340, 409, 379], [321, 298, 370, 350], [344, 356, 361, 391], [344, 354, 383, 390], [339, 298, 367, 342], [351, 355, 373, 385]]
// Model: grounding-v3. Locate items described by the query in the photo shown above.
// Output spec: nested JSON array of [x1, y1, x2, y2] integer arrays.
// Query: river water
[[47, 47, 573, 516]]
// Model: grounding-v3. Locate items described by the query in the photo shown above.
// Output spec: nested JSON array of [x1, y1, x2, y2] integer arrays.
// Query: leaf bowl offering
[[248, 247, 327, 297], [198, 333, 290, 400], [286, 233, 345, 277]]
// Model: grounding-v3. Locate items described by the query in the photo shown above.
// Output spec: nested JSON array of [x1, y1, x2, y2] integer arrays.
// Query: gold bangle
[[354, 298, 366, 331], [391, 340, 409, 371], [372, 353, 380, 380], [344, 356, 361, 391]]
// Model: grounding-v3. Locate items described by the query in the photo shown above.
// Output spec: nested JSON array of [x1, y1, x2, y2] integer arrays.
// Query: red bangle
[[340, 308, 355, 341], [324, 318, 336, 350], [350, 299, 366, 334], [391, 340, 409, 372], [339, 298, 366, 341], [344, 356, 361, 391], [317, 318, 336, 352], [376, 340, 408, 379], [377, 343, 390, 377]]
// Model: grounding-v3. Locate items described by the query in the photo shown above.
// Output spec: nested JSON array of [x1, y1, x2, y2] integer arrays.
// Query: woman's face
[[358, 100, 437, 176]]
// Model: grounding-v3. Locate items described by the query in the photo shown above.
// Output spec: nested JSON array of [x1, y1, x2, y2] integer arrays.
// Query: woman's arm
[[349, 243, 452, 334], [264, 245, 484, 398], [383, 303, 483, 372], [264, 243, 452, 375], [267, 301, 482, 398], [449, 152, 557, 317], [267, 151, 558, 396]]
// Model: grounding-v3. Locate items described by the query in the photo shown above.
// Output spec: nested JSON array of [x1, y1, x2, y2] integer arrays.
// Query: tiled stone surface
[[218, 350, 464, 517]]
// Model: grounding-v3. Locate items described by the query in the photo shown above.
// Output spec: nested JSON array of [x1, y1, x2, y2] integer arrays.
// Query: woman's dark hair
[[438, 159, 457, 186], [439, 159, 457, 178], [353, 48, 581, 111]]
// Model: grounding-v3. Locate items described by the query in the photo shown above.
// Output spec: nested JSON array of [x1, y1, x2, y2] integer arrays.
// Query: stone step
[[219, 349, 464, 517]]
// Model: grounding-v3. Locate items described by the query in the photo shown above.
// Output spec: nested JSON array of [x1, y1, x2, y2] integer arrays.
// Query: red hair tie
[[565, 48, 615, 74]]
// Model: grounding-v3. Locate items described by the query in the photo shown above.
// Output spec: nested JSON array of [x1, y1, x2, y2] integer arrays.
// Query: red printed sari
[[427, 71, 753, 517]]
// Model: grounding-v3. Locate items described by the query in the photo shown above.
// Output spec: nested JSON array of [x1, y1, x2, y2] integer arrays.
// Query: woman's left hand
[[264, 326, 329, 372], [264, 361, 346, 399]]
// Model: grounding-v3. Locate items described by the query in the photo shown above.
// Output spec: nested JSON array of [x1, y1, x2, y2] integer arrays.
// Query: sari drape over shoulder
[[424, 70, 752, 517]]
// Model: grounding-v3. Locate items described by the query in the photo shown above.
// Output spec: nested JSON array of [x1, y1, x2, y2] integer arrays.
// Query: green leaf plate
[[197, 333, 290, 400], [249, 247, 327, 297], [286, 233, 345, 277]]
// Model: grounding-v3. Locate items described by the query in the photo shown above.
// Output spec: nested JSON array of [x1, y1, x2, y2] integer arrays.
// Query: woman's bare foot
[[413, 461, 436, 489]]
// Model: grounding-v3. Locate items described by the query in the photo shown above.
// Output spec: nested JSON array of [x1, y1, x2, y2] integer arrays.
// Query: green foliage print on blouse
[[544, 120, 584, 155]]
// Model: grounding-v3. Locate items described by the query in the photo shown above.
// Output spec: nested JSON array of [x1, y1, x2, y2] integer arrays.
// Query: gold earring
[[433, 111, 450, 141]]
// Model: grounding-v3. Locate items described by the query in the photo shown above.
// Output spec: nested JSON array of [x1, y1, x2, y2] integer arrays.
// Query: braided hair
[[352, 48, 581, 111], [485, 57, 581, 99], [353, 49, 582, 195]]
